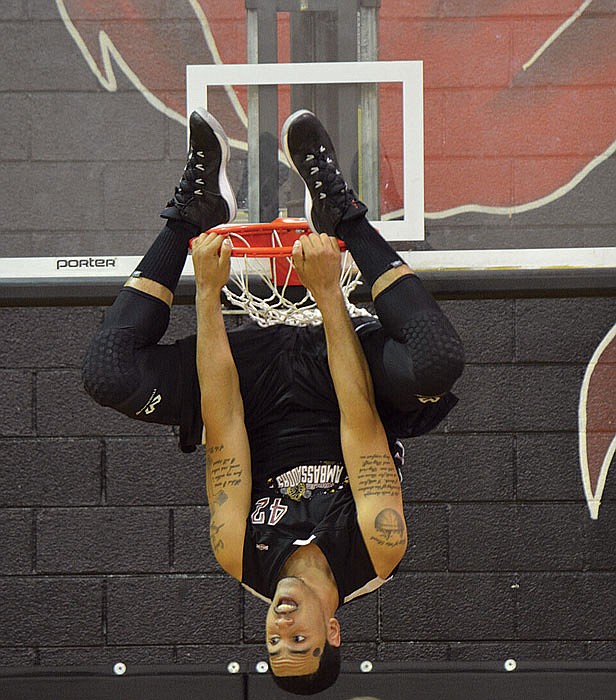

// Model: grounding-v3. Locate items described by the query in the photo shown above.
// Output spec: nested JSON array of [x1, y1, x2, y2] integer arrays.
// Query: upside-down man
[[83, 108, 465, 695]]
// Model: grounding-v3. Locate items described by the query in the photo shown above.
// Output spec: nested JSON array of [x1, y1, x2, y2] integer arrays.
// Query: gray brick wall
[[0, 298, 614, 668], [1, 2, 615, 676]]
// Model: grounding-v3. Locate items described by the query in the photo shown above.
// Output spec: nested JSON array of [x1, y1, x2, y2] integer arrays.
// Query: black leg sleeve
[[100, 286, 170, 345], [82, 287, 184, 425], [372, 274, 465, 403]]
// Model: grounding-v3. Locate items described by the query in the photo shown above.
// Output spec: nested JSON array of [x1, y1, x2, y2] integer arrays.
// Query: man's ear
[[327, 617, 341, 648]]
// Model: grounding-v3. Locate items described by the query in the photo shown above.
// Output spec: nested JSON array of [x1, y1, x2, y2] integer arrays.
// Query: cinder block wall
[[1, 0, 615, 671], [1, 298, 614, 667]]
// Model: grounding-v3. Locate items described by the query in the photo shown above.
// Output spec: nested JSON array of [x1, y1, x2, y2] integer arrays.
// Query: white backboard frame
[[1, 247, 615, 282], [186, 60, 425, 241]]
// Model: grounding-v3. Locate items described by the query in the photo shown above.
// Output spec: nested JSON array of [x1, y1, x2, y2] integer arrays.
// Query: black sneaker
[[161, 108, 237, 230], [281, 109, 367, 236]]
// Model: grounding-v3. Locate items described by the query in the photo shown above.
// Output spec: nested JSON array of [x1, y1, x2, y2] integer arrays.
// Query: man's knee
[[373, 275, 464, 389], [82, 327, 140, 407], [385, 311, 465, 400]]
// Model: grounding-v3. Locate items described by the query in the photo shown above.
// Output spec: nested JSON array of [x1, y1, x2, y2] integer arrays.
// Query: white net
[[220, 222, 371, 327]]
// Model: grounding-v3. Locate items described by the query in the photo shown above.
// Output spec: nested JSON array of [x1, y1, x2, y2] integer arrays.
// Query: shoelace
[[305, 147, 347, 202], [178, 149, 207, 198]]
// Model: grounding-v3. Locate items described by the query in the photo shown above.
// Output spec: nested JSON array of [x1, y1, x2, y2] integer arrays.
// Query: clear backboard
[[0, 2, 614, 303], [186, 60, 424, 242]]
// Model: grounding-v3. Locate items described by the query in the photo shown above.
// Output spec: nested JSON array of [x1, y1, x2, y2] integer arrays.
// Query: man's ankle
[[336, 212, 372, 241], [164, 217, 201, 241]]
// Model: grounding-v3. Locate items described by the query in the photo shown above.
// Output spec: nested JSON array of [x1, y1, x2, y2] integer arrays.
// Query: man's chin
[[277, 575, 304, 585], [274, 576, 308, 597]]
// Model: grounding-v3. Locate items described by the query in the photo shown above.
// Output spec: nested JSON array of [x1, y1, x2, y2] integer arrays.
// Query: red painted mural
[[57, 0, 616, 216], [56, 1, 615, 516], [580, 323, 616, 519]]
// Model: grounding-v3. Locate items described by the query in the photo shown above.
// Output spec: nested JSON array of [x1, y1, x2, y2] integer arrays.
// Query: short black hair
[[270, 641, 340, 695]]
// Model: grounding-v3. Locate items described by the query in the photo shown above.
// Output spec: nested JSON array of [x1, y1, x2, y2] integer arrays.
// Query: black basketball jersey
[[241, 462, 396, 606], [179, 319, 455, 604], [177, 318, 458, 454]]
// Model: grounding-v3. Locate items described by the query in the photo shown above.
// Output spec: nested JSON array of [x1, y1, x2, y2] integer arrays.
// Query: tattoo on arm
[[206, 444, 243, 508], [213, 490, 229, 508], [370, 508, 406, 548], [210, 519, 225, 553], [206, 443, 245, 554], [355, 453, 400, 498], [353, 454, 406, 550]]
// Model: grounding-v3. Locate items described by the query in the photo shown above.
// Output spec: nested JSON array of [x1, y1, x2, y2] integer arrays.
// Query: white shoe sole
[[281, 109, 318, 233], [193, 107, 237, 223]]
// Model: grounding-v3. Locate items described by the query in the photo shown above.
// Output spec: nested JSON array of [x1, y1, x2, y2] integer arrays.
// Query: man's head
[[266, 576, 341, 694]]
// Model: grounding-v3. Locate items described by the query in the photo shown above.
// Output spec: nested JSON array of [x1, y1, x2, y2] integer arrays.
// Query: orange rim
[[190, 217, 346, 257]]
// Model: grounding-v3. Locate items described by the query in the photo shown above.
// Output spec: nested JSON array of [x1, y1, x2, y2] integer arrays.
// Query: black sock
[[336, 217, 405, 288], [133, 219, 200, 293]]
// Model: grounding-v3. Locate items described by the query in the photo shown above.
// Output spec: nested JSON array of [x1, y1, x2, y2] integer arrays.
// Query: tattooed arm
[[193, 233, 252, 581], [293, 234, 407, 578]]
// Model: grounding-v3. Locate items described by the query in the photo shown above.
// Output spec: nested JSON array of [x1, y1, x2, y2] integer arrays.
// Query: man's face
[[265, 576, 332, 677]]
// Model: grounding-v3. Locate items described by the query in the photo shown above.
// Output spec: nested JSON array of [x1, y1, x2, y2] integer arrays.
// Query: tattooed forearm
[[206, 444, 244, 493], [369, 508, 406, 548], [210, 519, 225, 553], [206, 444, 244, 533], [213, 490, 228, 507], [210, 521, 224, 535], [355, 453, 400, 498], [202, 439, 251, 577]]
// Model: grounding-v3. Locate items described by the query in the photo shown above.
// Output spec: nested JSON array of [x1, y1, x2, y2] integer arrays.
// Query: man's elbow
[[362, 506, 408, 579], [340, 399, 384, 437], [201, 400, 245, 433], [374, 537, 407, 580]]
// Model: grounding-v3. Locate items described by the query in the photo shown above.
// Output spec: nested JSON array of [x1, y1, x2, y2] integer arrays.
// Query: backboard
[[186, 60, 424, 242], [0, 2, 614, 304]]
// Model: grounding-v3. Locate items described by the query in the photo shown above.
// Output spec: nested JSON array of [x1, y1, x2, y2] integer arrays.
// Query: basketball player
[[82, 109, 464, 694]]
